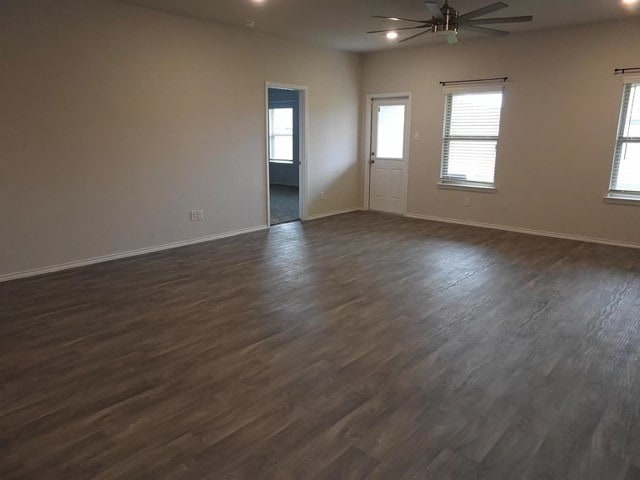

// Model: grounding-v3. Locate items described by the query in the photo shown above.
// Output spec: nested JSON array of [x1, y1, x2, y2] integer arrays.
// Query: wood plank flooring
[[1, 211, 639, 479]]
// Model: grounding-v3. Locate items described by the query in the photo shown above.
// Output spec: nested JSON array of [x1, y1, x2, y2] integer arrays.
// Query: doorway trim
[[265, 82, 309, 226], [363, 92, 412, 213]]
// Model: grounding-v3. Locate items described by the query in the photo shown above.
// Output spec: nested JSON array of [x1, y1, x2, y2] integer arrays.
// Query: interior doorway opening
[[267, 87, 301, 225]]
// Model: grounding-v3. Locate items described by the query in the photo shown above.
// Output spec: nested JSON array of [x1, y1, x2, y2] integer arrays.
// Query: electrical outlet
[[464, 197, 470, 207], [320, 191, 325, 200], [197, 210, 204, 221], [190, 210, 198, 221]]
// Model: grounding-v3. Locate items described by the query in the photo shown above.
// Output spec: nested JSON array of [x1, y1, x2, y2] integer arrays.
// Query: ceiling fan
[[368, 1, 533, 44]]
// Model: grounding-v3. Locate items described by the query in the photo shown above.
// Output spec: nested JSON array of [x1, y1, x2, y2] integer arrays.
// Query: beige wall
[[362, 18, 640, 245], [3, 3, 639, 279], [0, 0, 362, 278]]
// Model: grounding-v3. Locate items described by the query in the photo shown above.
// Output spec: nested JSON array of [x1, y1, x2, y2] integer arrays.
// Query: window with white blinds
[[441, 89, 504, 188], [268, 107, 294, 163], [609, 81, 640, 198]]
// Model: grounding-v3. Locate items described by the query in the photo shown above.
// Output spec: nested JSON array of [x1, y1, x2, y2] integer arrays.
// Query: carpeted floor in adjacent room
[[270, 184, 299, 225]]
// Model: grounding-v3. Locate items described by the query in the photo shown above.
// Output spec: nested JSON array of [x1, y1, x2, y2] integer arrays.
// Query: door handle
[[370, 152, 375, 164], [370, 159, 375, 164]]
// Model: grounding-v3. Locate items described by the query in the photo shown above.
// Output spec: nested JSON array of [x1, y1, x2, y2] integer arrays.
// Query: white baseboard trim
[[0, 225, 269, 283], [404, 213, 640, 250], [305, 208, 362, 221]]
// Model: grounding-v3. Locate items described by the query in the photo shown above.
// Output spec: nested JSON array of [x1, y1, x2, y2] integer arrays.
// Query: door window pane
[[376, 105, 405, 159]]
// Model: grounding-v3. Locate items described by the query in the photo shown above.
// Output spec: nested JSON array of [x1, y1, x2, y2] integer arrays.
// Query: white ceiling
[[123, 0, 640, 52]]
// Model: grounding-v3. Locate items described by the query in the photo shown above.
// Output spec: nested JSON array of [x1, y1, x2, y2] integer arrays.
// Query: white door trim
[[265, 82, 309, 225], [364, 92, 412, 213]]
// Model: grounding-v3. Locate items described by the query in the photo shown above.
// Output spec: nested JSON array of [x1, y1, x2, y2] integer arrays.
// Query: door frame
[[265, 82, 309, 225], [363, 92, 412, 213]]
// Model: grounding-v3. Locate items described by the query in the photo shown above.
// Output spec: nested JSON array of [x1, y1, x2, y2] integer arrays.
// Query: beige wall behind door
[[362, 17, 640, 246], [0, 0, 363, 278]]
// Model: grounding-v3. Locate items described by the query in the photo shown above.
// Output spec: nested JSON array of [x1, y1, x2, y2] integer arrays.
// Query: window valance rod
[[439, 77, 508, 86], [614, 67, 640, 75]]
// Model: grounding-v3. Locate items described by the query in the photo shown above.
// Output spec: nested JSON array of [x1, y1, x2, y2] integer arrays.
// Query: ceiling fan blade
[[459, 25, 510, 36], [399, 29, 432, 43], [458, 2, 508, 21], [372, 15, 432, 24], [460, 15, 533, 25], [367, 26, 429, 33], [425, 2, 444, 22]]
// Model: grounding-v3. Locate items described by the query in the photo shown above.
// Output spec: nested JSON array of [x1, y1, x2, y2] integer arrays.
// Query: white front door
[[369, 98, 410, 214]]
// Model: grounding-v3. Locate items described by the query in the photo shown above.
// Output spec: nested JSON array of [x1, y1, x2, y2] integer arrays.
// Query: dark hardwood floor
[[1, 211, 639, 479]]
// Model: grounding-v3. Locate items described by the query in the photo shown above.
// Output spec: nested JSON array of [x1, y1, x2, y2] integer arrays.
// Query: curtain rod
[[614, 67, 640, 75], [439, 77, 508, 86]]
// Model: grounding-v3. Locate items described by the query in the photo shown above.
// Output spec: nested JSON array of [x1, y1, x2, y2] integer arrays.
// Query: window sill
[[437, 182, 497, 193], [269, 160, 294, 164], [603, 194, 640, 206]]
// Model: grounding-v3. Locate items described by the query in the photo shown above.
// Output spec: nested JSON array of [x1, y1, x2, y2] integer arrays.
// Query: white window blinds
[[441, 89, 503, 187], [269, 108, 294, 163], [609, 81, 640, 197]]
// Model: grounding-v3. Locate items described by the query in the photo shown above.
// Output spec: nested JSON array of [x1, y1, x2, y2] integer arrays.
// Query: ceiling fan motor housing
[[432, 2, 459, 34]]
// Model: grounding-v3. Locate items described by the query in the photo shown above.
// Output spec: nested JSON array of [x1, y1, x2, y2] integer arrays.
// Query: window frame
[[606, 76, 640, 204], [268, 106, 295, 164], [439, 83, 505, 192]]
